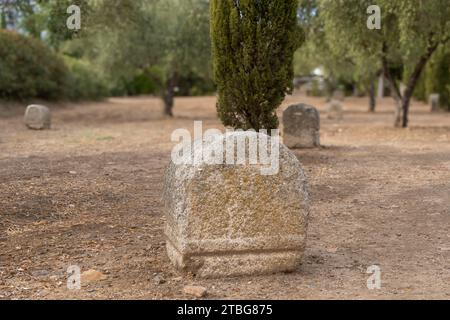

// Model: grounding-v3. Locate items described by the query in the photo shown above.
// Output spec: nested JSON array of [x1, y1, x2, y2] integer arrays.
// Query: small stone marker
[[283, 104, 320, 149], [24, 104, 51, 130], [430, 94, 440, 112], [327, 100, 344, 120], [332, 90, 345, 102], [164, 131, 309, 278]]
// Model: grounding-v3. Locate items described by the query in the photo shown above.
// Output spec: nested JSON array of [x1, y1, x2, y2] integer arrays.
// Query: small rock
[[183, 285, 207, 298], [153, 275, 166, 285], [31, 270, 50, 278], [69, 171, 77, 175], [81, 269, 107, 283], [326, 247, 338, 253], [171, 276, 183, 282]]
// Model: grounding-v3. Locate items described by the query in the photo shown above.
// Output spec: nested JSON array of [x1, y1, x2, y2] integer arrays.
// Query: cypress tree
[[210, 0, 303, 131]]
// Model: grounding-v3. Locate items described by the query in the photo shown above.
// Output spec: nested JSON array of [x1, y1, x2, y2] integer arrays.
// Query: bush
[[425, 47, 450, 110], [64, 57, 108, 101], [126, 66, 164, 96], [109, 66, 164, 97], [117, 68, 215, 98], [176, 72, 216, 97], [0, 30, 69, 101], [413, 47, 450, 110], [413, 71, 427, 102]]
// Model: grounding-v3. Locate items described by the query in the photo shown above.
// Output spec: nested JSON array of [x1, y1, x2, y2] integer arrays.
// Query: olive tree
[[319, 0, 450, 127]]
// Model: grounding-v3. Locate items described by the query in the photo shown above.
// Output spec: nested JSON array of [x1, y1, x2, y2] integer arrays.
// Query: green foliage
[[126, 73, 161, 97], [318, 0, 450, 126], [37, 0, 92, 48], [1, 0, 215, 105], [115, 66, 164, 97], [177, 71, 216, 96], [211, 0, 303, 130], [64, 57, 108, 101], [0, 0, 36, 31], [413, 45, 450, 110], [0, 30, 69, 100], [83, 0, 212, 99], [412, 73, 427, 102], [425, 46, 450, 110], [310, 79, 324, 97]]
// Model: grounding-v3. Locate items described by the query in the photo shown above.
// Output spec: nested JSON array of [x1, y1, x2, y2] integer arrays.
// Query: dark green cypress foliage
[[210, 0, 303, 130]]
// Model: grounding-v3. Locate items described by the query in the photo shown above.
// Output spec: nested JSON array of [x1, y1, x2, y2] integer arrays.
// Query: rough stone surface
[[24, 105, 51, 130], [183, 285, 208, 298], [164, 131, 309, 278], [283, 104, 320, 149], [430, 94, 440, 112], [327, 100, 344, 120]]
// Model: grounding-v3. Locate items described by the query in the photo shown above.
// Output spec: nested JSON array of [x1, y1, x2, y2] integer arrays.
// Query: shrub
[[64, 57, 108, 101], [0, 30, 69, 101], [413, 46, 450, 110], [425, 47, 450, 110], [210, 0, 303, 130], [176, 72, 216, 97]]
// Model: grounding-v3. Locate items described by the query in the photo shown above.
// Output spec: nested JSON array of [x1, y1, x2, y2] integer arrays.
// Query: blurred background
[[1, 0, 448, 114]]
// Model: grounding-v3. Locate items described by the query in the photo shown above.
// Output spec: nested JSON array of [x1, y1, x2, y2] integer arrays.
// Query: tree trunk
[[368, 79, 376, 112], [393, 101, 403, 127], [382, 53, 403, 127], [382, 40, 439, 127], [163, 71, 178, 117], [400, 43, 439, 128]]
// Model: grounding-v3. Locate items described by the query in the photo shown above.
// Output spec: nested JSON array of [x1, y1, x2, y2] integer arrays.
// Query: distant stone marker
[[430, 94, 440, 112], [327, 100, 344, 120], [24, 105, 51, 130], [332, 90, 345, 102], [283, 104, 320, 149], [164, 131, 309, 278]]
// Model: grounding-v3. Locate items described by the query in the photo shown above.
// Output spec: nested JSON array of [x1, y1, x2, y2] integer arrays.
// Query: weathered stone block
[[283, 104, 320, 149], [430, 94, 440, 112], [327, 100, 343, 120], [164, 131, 309, 278], [24, 105, 51, 130]]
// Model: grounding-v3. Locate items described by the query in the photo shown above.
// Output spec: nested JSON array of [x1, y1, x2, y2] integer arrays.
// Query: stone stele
[[164, 131, 309, 278], [327, 100, 344, 120], [283, 104, 320, 149], [24, 104, 51, 130], [430, 94, 440, 112]]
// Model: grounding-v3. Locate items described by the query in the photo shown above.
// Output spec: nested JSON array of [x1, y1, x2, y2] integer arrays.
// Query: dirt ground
[[1, 93, 449, 300]]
